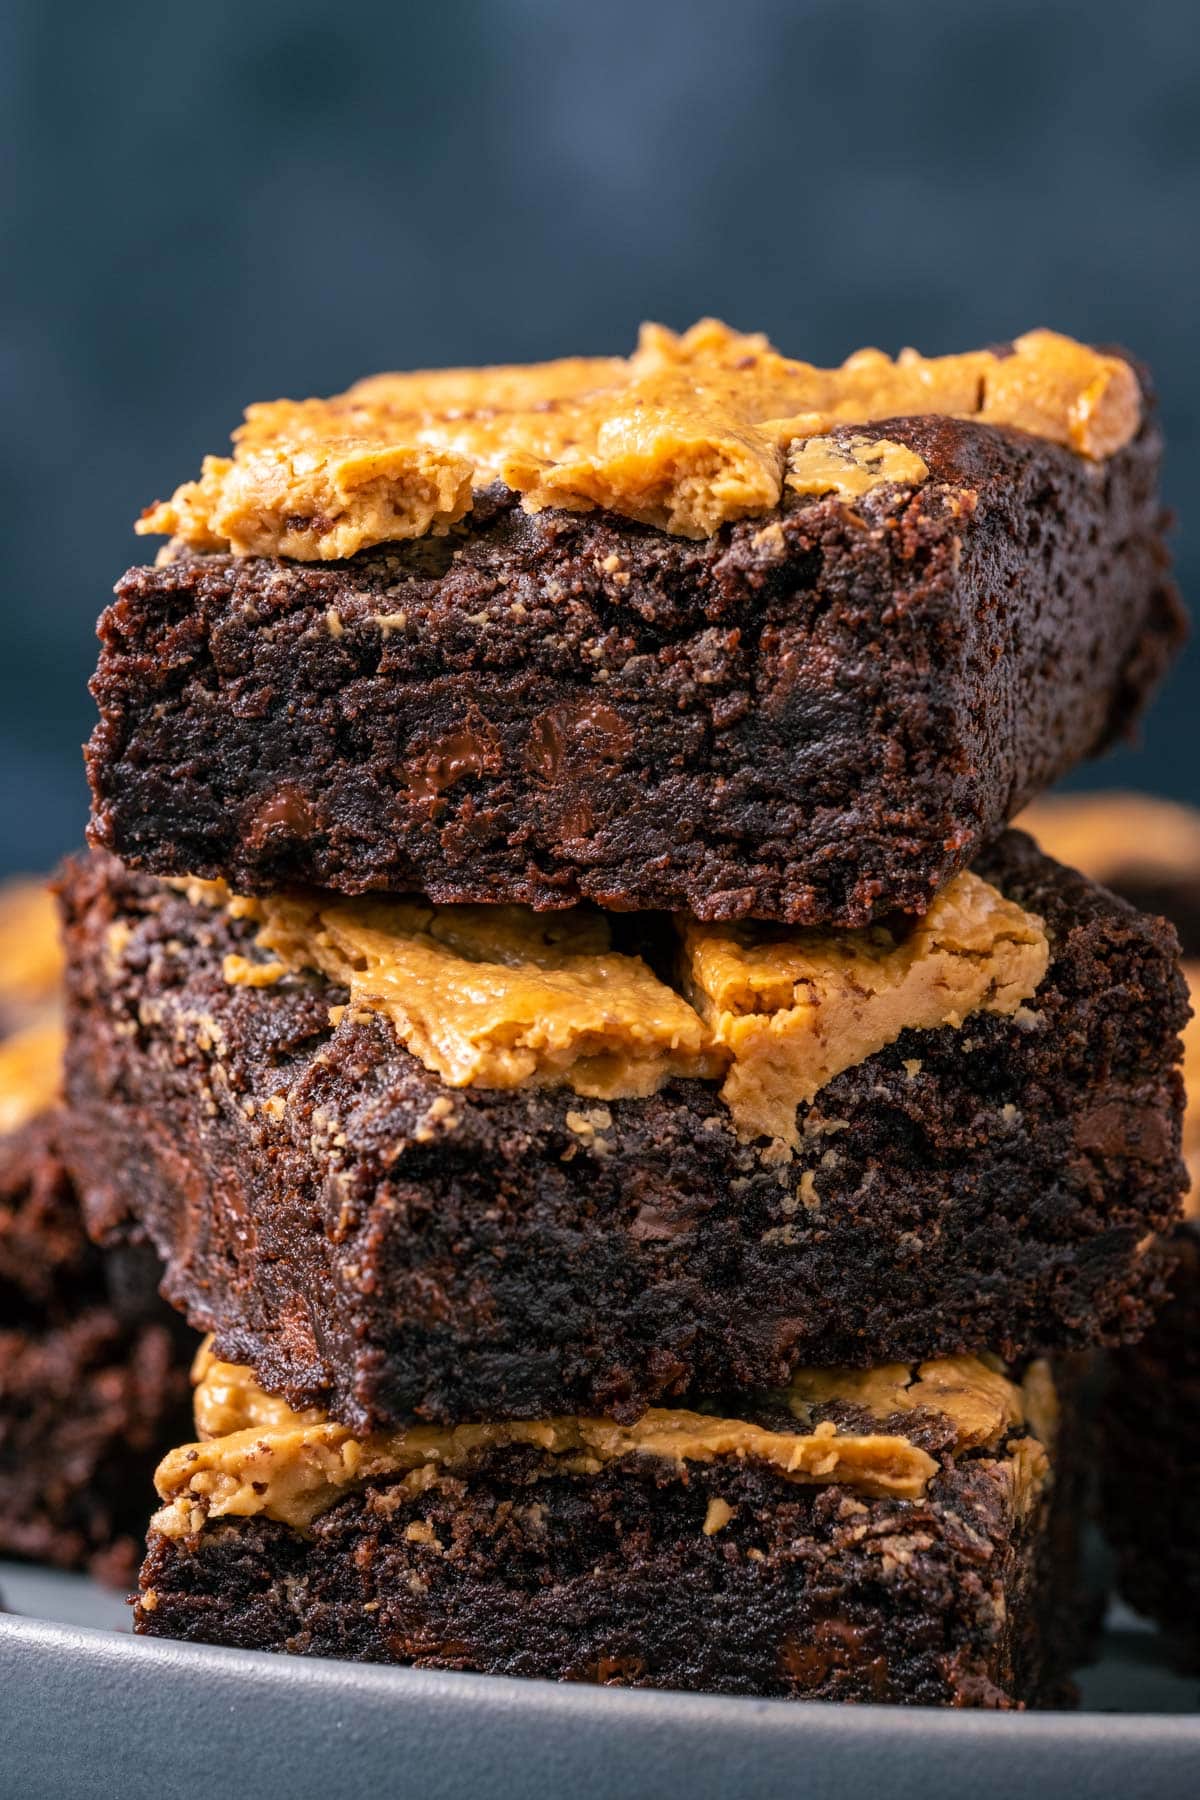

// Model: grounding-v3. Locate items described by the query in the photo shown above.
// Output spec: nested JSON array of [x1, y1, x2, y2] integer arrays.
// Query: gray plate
[[1, 1560, 1196, 1800]]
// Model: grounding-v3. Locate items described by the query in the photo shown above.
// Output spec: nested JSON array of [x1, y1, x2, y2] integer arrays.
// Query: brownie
[[87, 403, 1182, 930], [1034, 795, 1200, 1662], [135, 1349, 1087, 1707], [1100, 1222, 1200, 1668], [58, 831, 1187, 1430], [0, 1110, 193, 1584], [0, 878, 194, 1584]]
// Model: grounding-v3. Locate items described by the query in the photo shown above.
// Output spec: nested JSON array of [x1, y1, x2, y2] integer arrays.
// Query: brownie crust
[[135, 1407, 1086, 1707], [87, 411, 1182, 927], [58, 833, 1187, 1430], [0, 1112, 193, 1582]]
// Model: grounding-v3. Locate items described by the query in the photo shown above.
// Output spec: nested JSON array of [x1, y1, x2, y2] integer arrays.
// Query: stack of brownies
[[58, 319, 1190, 1705]]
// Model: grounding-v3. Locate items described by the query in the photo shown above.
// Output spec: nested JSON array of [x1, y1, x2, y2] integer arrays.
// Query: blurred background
[[4, 0, 1197, 875]]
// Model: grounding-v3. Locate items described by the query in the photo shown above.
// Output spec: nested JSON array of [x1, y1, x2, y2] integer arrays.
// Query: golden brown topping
[[680, 871, 1049, 1147], [153, 1348, 1051, 1537], [137, 320, 1140, 556], [144, 444, 474, 562], [0, 879, 63, 1132], [235, 893, 720, 1100]]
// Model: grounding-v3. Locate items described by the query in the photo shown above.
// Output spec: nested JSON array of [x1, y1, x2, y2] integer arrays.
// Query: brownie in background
[[0, 879, 194, 1586]]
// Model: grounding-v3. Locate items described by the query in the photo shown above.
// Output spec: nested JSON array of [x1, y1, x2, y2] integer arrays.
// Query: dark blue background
[[5, 0, 1197, 875]]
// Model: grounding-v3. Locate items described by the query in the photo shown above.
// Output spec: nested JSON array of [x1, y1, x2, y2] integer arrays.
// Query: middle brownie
[[59, 831, 1186, 1430]]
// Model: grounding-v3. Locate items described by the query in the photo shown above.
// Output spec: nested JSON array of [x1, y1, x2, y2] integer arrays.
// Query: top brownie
[[88, 321, 1182, 925]]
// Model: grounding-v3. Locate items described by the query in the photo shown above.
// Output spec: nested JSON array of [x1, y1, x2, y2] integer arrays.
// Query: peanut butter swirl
[[138, 319, 1140, 556], [681, 870, 1049, 1147], [0, 1016, 63, 1136], [149, 1346, 1051, 1537], [213, 870, 1048, 1142], [0, 879, 62, 1021], [240, 894, 721, 1099]]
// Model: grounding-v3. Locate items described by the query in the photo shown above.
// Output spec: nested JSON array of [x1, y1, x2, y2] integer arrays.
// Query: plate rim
[[3, 1607, 1198, 1739]]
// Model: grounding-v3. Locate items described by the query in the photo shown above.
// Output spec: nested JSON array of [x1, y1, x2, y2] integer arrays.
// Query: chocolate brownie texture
[[87, 410, 1183, 929], [0, 1110, 194, 1583], [134, 1359, 1088, 1707], [58, 831, 1187, 1429]]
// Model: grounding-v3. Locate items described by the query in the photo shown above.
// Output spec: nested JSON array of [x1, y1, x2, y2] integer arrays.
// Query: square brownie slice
[[135, 1348, 1087, 1707], [58, 832, 1186, 1429], [86, 324, 1182, 927]]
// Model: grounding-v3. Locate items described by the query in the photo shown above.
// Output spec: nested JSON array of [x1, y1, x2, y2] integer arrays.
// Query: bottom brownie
[[0, 878, 194, 1584], [137, 1350, 1085, 1707]]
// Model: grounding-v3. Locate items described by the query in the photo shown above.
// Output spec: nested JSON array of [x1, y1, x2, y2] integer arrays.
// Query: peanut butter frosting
[[0, 1015, 63, 1135], [215, 871, 1047, 1140], [0, 879, 63, 1133], [680, 871, 1049, 1147], [150, 1345, 1051, 1538], [137, 319, 1140, 556], [238, 894, 720, 1099], [788, 1355, 1038, 1450], [785, 435, 930, 500]]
